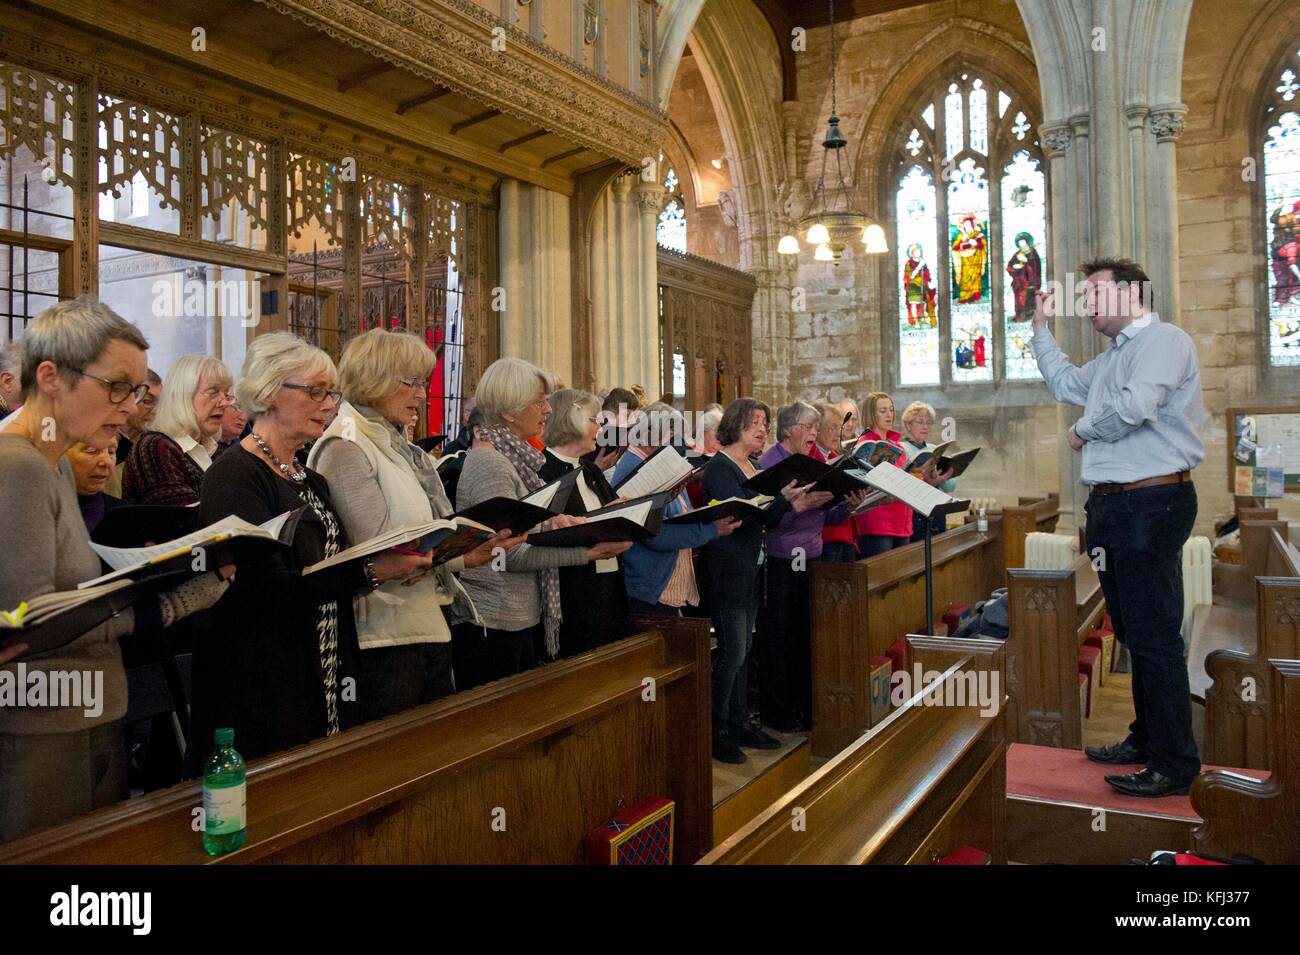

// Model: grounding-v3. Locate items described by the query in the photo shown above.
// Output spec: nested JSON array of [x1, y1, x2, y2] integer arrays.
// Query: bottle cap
[[215, 727, 235, 746]]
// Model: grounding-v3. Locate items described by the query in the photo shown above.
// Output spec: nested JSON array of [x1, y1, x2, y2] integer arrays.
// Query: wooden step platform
[[712, 735, 811, 846], [1007, 743, 1269, 864]]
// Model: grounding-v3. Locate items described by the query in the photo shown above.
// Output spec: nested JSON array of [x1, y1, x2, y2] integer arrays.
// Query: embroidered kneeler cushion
[[869, 655, 892, 726], [584, 797, 674, 865], [934, 845, 991, 865]]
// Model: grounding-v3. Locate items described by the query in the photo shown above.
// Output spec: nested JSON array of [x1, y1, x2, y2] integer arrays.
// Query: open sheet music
[[613, 446, 695, 499], [851, 464, 970, 519]]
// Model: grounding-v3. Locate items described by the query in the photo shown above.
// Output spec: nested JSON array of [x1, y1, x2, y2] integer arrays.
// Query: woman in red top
[[854, 391, 913, 557]]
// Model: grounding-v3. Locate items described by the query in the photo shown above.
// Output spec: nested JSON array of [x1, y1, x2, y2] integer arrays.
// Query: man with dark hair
[[1030, 257, 1205, 797], [115, 367, 162, 464]]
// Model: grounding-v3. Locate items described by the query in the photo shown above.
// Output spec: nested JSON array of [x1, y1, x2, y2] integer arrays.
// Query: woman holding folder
[[192, 333, 432, 766], [453, 359, 630, 690], [538, 388, 630, 657], [310, 328, 519, 720], [0, 297, 231, 841], [701, 397, 833, 765]]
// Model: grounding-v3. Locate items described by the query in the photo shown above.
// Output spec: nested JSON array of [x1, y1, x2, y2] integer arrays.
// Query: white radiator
[[1025, 532, 1078, 570], [1182, 536, 1213, 642]]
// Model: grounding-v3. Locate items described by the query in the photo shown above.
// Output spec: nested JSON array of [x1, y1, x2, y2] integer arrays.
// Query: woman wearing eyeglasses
[[309, 328, 521, 720], [0, 297, 231, 841], [122, 354, 233, 506], [190, 332, 434, 766]]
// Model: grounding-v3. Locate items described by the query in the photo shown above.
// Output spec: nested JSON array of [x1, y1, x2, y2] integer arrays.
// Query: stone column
[[498, 179, 574, 382], [632, 178, 663, 394], [1148, 105, 1188, 326]]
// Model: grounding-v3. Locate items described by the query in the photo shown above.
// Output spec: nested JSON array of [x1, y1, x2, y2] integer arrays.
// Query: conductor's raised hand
[[1032, 288, 1055, 333]]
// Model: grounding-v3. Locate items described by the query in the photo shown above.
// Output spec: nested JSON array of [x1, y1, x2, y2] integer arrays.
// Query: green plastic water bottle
[[202, 727, 246, 856]]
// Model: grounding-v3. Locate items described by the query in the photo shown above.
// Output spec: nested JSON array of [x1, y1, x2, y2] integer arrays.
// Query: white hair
[[153, 354, 233, 452], [475, 356, 549, 428], [236, 332, 336, 420], [543, 388, 600, 448], [775, 400, 818, 441]]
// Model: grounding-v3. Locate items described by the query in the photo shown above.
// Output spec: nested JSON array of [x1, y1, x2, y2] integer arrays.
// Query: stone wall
[[1179, 0, 1300, 531]]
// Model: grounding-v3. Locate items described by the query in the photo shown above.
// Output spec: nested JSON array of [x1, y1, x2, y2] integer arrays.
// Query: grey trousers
[[0, 721, 128, 843]]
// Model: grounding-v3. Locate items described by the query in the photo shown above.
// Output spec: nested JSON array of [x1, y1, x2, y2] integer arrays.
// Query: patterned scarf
[[479, 425, 564, 658]]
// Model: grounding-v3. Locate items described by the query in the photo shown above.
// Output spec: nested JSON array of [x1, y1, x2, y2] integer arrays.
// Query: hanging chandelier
[[778, 0, 887, 264]]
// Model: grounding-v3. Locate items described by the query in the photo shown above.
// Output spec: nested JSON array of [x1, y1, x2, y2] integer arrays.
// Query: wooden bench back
[[809, 522, 1005, 757], [1000, 494, 1061, 572], [1194, 660, 1300, 864], [1005, 553, 1106, 750], [702, 636, 1007, 865], [0, 619, 714, 864], [1203, 529, 1300, 771]]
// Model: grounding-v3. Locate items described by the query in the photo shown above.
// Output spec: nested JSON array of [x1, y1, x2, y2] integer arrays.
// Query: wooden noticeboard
[[1227, 406, 1300, 495]]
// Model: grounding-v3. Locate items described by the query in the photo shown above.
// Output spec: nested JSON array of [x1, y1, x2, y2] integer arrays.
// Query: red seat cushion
[[886, 637, 906, 674], [942, 603, 972, 636], [1078, 646, 1101, 718]]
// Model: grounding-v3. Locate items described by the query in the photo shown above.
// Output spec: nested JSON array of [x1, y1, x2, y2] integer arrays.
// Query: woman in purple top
[[756, 401, 864, 733]]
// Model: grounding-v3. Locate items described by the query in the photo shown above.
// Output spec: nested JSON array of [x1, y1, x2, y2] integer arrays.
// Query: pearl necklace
[[252, 431, 306, 483]]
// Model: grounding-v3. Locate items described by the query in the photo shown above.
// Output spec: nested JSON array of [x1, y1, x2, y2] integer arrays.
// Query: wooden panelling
[[1008, 797, 1198, 865], [1193, 660, 1300, 864], [0, 621, 714, 865], [809, 522, 1006, 757]]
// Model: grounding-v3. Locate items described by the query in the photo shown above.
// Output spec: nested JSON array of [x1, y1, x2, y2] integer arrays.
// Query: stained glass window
[[891, 72, 1046, 385], [1263, 47, 1300, 368], [657, 163, 687, 253]]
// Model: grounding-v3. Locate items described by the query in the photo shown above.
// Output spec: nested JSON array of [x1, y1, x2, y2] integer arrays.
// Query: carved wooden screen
[[656, 246, 755, 410]]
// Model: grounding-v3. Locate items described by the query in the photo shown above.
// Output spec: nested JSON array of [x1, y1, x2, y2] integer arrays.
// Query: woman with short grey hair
[[0, 296, 230, 840], [454, 359, 631, 687], [538, 388, 629, 656], [774, 400, 820, 446], [123, 353, 232, 505]]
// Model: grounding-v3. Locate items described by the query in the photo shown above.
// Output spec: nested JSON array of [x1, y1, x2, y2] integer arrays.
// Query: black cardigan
[[537, 449, 629, 655], [699, 451, 793, 610], [188, 444, 369, 769]]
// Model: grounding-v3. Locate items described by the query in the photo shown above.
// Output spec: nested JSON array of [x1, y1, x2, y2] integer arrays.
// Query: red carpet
[[1007, 744, 1270, 820]]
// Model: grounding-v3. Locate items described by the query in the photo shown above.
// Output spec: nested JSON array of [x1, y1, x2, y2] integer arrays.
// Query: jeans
[[360, 642, 454, 721], [451, 622, 538, 692], [821, 541, 857, 563], [857, 534, 909, 558], [756, 557, 812, 727], [711, 605, 759, 741], [1085, 480, 1200, 782], [628, 597, 683, 617]]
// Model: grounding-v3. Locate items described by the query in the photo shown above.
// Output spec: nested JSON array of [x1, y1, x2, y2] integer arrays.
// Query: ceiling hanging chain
[[778, 0, 888, 262]]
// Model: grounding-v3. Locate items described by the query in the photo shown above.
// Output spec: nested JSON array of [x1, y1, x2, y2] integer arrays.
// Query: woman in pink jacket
[[854, 391, 914, 557]]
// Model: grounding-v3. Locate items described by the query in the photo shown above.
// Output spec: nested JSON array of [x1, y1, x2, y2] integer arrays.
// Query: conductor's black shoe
[[1104, 768, 1191, 797], [1085, 739, 1148, 765], [712, 738, 746, 764], [734, 727, 781, 750]]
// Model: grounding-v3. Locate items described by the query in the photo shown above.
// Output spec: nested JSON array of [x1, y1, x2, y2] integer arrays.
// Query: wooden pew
[[701, 636, 1007, 864], [810, 521, 1005, 757], [1005, 552, 1106, 749], [1200, 528, 1300, 770], [1192, 659, 1300, 863], [0, 618, 713, 864]]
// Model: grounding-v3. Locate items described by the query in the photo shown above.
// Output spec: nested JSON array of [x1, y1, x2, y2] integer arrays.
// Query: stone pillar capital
[[1124, 103, 1150, 129], [1040, 122, 1074, 159], [1148, 104, 1188, 143], [631, 179, 663, 215]]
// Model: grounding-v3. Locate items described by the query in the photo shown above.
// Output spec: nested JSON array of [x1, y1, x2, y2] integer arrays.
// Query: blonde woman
[[123, 354, 232, 505], [310, 328, 518, 717]]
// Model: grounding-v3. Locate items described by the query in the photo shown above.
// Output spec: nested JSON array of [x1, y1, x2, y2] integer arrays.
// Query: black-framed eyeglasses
[[282, 382, 342, 404], [69, 368, 152, 405]]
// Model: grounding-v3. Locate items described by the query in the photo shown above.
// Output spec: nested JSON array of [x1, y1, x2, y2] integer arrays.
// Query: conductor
[[1030, 257, 1204, 797]]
